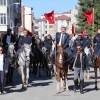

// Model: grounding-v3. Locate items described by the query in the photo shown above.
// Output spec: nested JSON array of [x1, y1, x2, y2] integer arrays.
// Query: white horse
[[84, 46, 92, 80], [6, 43, 16, 84], [17, 44, 31, 88]]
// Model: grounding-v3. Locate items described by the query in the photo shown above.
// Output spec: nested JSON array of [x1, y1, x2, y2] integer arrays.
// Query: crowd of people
[[0, 26, 100, 94]]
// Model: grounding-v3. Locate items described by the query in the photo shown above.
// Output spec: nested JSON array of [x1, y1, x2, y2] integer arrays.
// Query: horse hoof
[[56, 91, 60, 94], [95, 86, 99, 90]]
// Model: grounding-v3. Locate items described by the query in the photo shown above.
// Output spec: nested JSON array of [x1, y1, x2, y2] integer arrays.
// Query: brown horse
[[56, 46, 69, 93], [94, 54, 100, 90]]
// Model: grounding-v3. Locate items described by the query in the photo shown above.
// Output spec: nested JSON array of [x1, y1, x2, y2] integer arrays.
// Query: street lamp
[[8, 3, 20, 33]]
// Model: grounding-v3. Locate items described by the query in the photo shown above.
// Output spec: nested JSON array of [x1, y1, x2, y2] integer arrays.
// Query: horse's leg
[[10, 67, 14, 84], [20, 66, 25, 88], [94, 66, 98, 90], [6, 66, 10, 84], [65, 67, 69, 91], [53, 64, 57, 77], [56, 67, 61, 93], [26, 67, 29, 87]]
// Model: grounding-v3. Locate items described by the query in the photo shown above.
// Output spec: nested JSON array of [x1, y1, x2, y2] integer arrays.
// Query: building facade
[[21, 6, 33, 33], [0, 0, 21, 34], [34, 9, 78, 38]]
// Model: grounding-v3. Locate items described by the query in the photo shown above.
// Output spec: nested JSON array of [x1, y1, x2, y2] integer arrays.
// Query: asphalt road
[[0, 67, 100, 100]]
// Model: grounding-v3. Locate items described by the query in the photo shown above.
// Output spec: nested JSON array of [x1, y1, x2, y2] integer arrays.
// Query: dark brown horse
[[94, 54, 100, 90], [56, 46, 69, 93]]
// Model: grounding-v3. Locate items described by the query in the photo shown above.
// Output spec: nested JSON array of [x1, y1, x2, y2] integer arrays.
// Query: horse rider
[[43, 34, 52, 53], [51, 26, 72, 65], [2, 29, 16, 84], [2, 29, 16, 53], [17, 28, 32, 50], [72, 33, 84, 53], [73, 44, 89, 94], [93, 28, 100, 60], [35, 33, 42, 49], [82, 33, 92, 50]]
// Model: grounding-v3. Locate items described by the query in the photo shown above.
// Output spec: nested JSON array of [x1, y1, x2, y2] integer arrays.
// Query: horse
[[17, 44, 31, 88], [56, 45, 69, 93], [94, 50, 100, 90], [84, 46, 92, 80], [6, 43, 16, 84], [42, 47, 53, 76]]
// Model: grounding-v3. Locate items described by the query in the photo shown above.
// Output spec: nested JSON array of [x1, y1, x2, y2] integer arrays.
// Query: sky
[[23, 0, 78, 18]]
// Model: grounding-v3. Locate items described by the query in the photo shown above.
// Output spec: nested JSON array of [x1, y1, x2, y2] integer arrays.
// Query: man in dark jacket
[[18, 29, 32, 48], [93, 28, 100, 59], [73, 34, 84, 53], [73, 44, 88, 94], [2, 29, 16, 52], [51, 27, 72, 64], [44, 34, 52, 52]]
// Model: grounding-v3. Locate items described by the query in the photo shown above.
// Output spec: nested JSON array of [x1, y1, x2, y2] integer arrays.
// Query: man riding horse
[[93, 28, 100, 60], [51, 26, 72, 65], [17, 28, 32, 88], [2, 29, 16, 84], [93, 28, 100, 90]]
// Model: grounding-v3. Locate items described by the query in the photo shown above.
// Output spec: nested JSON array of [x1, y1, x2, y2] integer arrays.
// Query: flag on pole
[[72, 24, 76, 36], [84, 9, 94, 25], [44, 10, 55, 24]]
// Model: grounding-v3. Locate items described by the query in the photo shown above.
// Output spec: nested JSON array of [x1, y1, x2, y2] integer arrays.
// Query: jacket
[[73, 52, 89, 70]]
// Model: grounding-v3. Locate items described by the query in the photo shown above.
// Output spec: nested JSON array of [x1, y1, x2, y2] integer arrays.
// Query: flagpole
[[92, 8, 94, 54], [53, 11, 57, 66]]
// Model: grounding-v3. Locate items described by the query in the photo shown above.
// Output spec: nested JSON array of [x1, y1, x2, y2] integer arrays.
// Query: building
[[21, 6, 33, 33], [0, 0, 21, 34], [34, 9, 78, 38]]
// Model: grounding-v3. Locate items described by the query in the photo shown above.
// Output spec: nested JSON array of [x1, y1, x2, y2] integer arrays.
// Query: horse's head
[[22, 44, 31, 59], [84, 47, 91, 56], [7, 43, 15, 58], [56, 46, 66, 66]]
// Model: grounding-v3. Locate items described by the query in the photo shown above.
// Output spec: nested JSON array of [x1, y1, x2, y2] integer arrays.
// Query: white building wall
[[0, 5, 8, 32], [24, 7, 32, 32]]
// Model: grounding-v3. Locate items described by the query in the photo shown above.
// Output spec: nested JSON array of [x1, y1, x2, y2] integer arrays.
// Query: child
[[0, 45, 9, 94]]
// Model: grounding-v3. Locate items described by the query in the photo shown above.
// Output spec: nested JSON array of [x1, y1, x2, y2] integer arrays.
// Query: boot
[[80, 80, 84, 94], [74, 80, 78, 93], [1, 85, 4, 95]]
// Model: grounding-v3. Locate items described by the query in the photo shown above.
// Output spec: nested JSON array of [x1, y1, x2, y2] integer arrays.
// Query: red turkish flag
[[72, 24, 76, 36], [84, 9, 94, 25], [44, 10, 55, 24]]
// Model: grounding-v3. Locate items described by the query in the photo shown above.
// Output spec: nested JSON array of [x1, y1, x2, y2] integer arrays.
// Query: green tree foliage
[[76, 0, 100, 34]]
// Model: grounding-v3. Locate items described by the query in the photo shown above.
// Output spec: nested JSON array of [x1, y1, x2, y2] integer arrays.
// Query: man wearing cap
[[83, 33, 92, 49], [73, 33, 84, 53]]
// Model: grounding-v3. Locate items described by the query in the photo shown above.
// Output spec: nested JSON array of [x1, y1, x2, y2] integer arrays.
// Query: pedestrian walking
[[0, 45, 9, 94], [73, 44, 89, 94]]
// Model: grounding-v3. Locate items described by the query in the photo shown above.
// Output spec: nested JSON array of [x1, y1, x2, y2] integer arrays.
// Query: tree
[[76, 0, 100, 34]]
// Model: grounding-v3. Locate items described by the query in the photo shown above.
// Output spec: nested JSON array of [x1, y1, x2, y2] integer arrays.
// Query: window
[[44, 20, 47, 24], [49, 25, 53, 28], [45, 25, 47, 29], [0, 0, 6, 5], [45, 31, 47, 34], [0, 13, 7, 25]]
